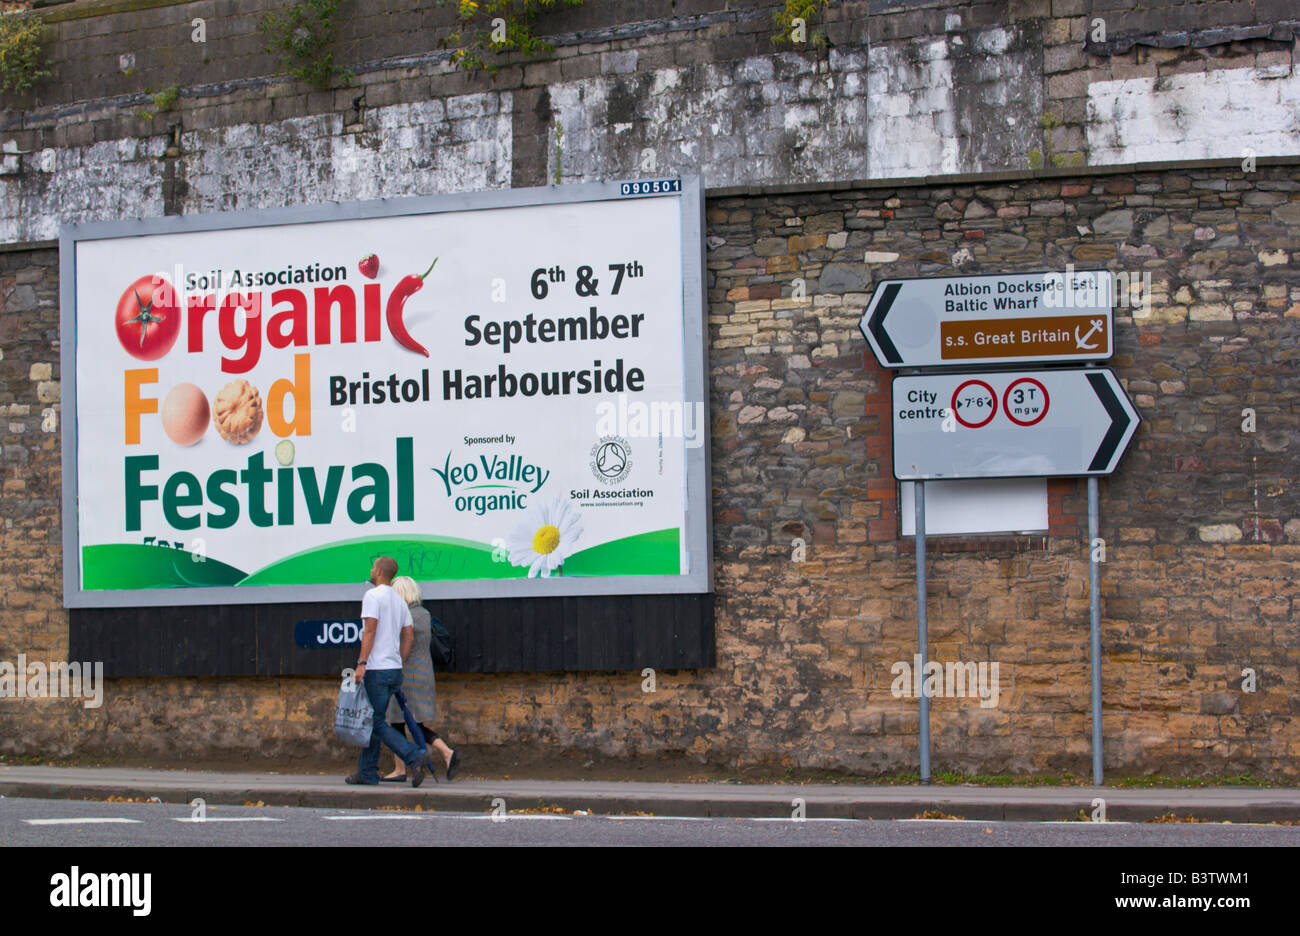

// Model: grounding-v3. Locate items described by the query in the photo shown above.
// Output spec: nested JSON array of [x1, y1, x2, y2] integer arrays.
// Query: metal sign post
[[1088, 475, 1103, 785], [915, 480, 931, 784]]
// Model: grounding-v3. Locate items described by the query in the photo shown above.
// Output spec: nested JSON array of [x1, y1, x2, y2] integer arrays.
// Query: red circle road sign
[[1003, 377, 1050, 426], [951, 379, 997, 428]]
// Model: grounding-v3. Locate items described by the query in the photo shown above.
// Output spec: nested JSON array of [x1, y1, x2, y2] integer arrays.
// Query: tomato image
[[115, 275, 181, 361]]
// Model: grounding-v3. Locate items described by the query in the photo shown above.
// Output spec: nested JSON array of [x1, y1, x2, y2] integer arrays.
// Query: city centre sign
[[891, 367, 1140, 480]]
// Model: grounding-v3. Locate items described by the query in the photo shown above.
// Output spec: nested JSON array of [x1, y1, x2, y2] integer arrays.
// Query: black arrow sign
[[866, 282, 902, 365], [1086, 371, 1134, 471]]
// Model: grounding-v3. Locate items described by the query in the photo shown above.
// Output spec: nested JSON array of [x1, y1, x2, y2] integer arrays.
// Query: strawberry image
[[358, 253, 380, 279]]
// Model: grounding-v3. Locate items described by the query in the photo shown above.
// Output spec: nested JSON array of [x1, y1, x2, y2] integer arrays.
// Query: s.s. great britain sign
[[860, 270, 1114, 369]]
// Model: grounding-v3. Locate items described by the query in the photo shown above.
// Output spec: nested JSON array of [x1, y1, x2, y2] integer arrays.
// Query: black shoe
[[408, 761, 426, 788], [446, 750, 461, 782], [345, 773, 378, 785]]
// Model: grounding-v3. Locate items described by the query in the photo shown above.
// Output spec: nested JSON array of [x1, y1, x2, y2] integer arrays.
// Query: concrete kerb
[[3, 774, 1298, 823]]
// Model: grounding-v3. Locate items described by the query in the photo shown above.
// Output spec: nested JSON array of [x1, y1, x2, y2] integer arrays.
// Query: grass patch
[[1114, 773, 1276, 789], [0, 753, 44, 765], [867, 771, 1085, 787]]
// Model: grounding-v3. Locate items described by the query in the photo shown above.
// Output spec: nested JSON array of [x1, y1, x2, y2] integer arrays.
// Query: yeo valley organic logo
[[432, 451, 551, 516]]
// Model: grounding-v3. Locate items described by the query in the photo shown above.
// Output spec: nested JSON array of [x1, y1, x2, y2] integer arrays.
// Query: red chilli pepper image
[[386, 257, 437, 357]]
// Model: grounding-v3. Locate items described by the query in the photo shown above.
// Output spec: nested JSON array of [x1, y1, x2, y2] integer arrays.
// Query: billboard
[[61, 179, 712, 608]]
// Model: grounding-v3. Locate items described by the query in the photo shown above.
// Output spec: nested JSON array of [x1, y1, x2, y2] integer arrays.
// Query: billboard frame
[[60, 177, 713, 608]]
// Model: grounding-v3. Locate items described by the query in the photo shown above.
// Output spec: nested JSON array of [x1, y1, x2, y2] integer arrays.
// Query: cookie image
[[212, 379, 263, 444]]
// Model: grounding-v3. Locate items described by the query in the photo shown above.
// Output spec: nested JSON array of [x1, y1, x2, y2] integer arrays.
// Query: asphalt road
[[4, 796, 1299, 846]]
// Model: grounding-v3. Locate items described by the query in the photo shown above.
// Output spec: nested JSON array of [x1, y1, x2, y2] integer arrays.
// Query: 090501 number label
[[620, 179, 681, 196]]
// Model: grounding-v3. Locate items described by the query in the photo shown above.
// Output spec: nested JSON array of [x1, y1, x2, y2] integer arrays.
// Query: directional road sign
[[892, 367, 1140, 480], [860, 270, 1114, 369]]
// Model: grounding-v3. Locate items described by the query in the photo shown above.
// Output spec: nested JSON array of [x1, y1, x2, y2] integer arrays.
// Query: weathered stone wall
[[701, 161, 1299, 777], [1, 0, 1297, 775], [0, 0, 1296, 241], [3, 159, 1297, 778]]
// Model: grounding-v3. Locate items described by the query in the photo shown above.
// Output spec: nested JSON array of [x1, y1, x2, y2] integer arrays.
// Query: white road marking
[[419, 814, 575, 821], [322, 813, 573, 822], [25, 818, 142, 825]]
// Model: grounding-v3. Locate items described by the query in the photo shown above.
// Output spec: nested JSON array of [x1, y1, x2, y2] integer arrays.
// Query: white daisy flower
[[505, 497, 583, 578]]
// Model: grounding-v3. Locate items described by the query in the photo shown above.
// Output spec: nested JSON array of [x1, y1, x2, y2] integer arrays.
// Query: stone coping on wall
[[3, 153, 1295, 255], [707, 155, 1300, 197]]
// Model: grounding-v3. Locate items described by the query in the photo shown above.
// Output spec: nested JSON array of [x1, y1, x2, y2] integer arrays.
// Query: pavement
[[3, 764, 1299, 821]]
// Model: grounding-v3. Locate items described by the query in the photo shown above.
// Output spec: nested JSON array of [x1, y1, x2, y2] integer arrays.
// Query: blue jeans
[[357, 668, 425, 782]]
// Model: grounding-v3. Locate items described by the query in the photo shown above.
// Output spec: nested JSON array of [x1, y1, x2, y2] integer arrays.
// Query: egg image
[[161, 383, 210, 446]]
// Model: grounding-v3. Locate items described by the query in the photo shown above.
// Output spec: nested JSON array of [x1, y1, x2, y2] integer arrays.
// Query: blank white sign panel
[[900, 478, 1048, 536]]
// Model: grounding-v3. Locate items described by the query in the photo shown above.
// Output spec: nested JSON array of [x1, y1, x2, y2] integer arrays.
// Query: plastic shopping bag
[[334, 670, 374, 746]]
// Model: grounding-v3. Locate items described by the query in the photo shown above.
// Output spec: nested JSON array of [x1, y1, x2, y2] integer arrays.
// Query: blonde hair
[[391, 575, 422, 605]]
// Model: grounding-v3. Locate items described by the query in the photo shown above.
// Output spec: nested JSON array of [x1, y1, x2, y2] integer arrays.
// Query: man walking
[[345, 556, 427, 787]]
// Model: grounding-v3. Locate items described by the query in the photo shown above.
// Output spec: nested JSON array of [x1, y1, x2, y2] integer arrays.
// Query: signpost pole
[[1088, 475, 1103, 786], [915, 480, 931, 784]]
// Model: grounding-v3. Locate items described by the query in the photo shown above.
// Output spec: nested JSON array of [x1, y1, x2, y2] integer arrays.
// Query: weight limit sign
[[892, 368, 1139, 480]]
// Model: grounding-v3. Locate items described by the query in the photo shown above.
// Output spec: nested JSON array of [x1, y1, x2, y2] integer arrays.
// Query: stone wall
[[0, 0, 1295, 241], [3, 159, 1297, 778]]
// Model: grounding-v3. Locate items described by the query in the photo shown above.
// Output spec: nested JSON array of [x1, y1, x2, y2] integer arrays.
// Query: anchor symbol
[[1075, 319, 1104, 350]]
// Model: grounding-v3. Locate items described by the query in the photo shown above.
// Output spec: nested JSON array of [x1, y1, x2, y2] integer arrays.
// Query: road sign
[[892, 367, 1139, 479], [860, 270, 1114, 369]]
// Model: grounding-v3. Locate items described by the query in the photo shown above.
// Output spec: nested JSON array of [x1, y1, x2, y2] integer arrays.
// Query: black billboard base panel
[[69, 593, 716, 676]]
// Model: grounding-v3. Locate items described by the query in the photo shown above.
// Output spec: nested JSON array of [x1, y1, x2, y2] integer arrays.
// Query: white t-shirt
[[361, 584, 412, 671]]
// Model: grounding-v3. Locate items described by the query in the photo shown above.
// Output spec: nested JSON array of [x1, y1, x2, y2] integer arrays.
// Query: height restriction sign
[[891, 368, 1140, 480]]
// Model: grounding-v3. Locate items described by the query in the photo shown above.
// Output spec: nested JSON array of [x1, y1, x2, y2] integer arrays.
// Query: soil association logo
[[590, 435, 632, 486]]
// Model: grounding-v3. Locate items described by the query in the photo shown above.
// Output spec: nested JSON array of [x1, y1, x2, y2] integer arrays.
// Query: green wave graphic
[[563, 528, 681, 576], [236, 534, 514, 586], [81, 543, 247, 590], [239, 528, 682, 586]]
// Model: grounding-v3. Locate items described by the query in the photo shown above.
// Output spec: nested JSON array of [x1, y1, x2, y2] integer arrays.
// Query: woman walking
[[381, 576, 461, 782]]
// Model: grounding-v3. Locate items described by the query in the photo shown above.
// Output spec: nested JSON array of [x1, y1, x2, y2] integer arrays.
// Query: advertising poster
[[62, 180, 711, 607]]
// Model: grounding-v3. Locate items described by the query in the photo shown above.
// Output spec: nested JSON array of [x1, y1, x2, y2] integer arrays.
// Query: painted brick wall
[[2, 161, 1297, 778]]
